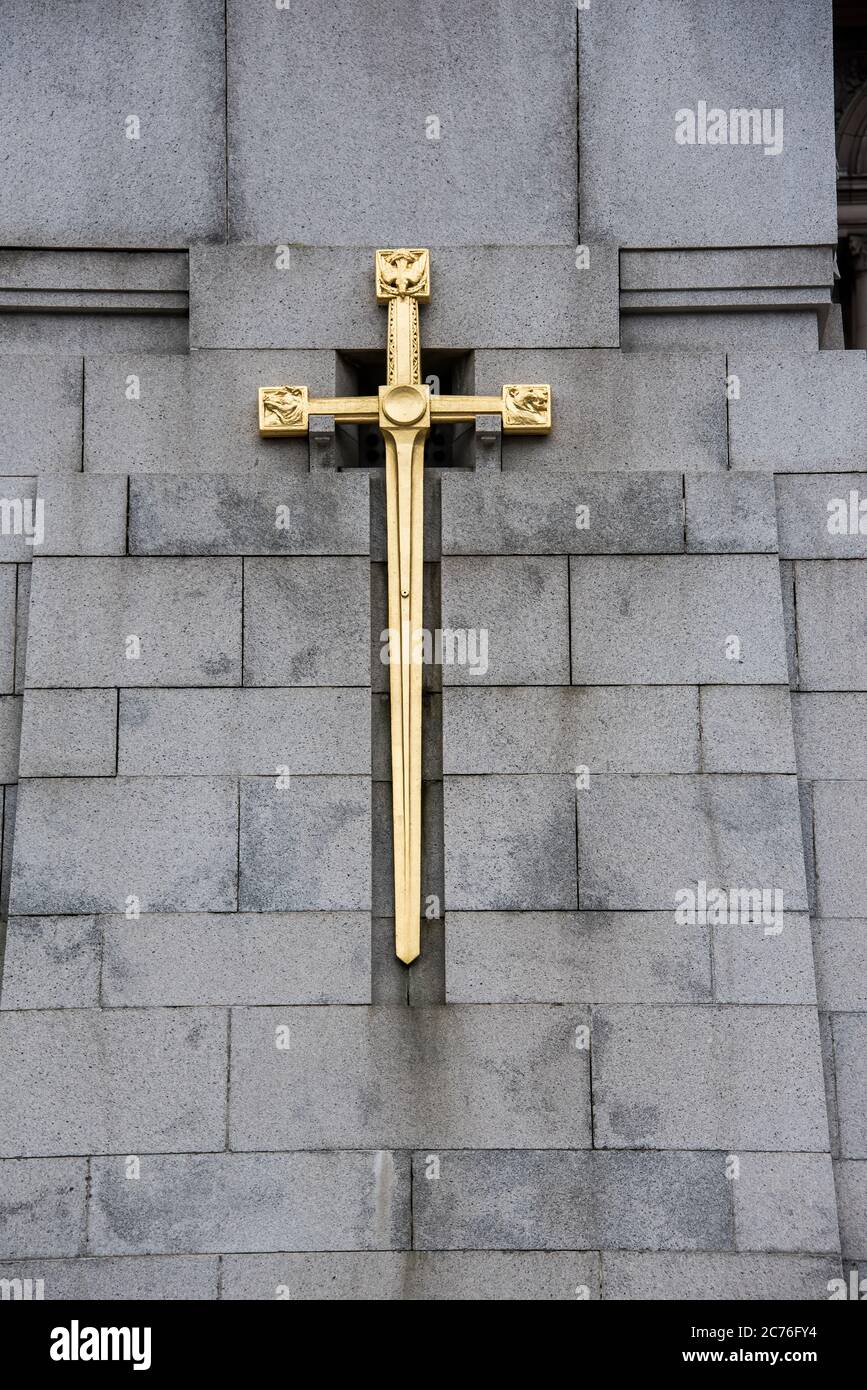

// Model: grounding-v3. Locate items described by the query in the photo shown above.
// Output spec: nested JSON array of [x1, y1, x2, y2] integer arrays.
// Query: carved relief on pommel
[[501, 383, 552, 433], [258, 384, 309, 435], [375, 248, 431, 302]]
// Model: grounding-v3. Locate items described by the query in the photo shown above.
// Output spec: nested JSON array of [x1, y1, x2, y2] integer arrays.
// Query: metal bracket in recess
[[474, 413, 502, 472], [308, 414, 336, 469]]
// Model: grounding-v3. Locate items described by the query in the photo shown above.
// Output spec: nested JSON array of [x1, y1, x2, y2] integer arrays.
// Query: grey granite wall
[[0, 0, 861, 1302]]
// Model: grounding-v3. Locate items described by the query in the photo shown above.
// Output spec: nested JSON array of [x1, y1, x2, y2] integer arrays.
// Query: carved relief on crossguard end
[[502, 383, 552, 433], [259, 384, 309, 435]]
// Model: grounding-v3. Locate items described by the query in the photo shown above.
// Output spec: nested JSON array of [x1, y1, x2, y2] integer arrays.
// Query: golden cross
[[258, 249, 551, 963]]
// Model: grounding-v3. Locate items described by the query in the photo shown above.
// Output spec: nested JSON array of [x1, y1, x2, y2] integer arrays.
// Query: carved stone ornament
[[258, 384, 308, 434], [502, 383, 552, 432], [375, 248, 431, 301]]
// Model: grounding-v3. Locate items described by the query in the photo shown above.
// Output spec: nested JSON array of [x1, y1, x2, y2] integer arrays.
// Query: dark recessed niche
[[336, 350, 474, 469]]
